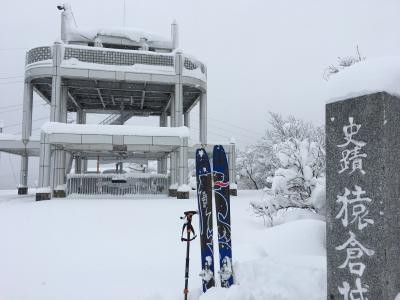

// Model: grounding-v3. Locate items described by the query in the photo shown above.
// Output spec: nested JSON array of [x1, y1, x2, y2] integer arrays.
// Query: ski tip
[[195, 148, 211, 174], [212, 145, 228, 164], [196, 148, 209, 160], [213, 144, 226, 154]]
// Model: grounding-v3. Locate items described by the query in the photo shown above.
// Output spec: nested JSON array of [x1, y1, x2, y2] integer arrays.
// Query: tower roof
[[68, 26, 171, 45]]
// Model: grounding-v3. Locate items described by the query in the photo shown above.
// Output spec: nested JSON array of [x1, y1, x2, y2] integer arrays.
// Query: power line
[[0, 47, 27, 52], [190, 124, 256, 144], [0, 80, 23, 85], [192, 116, 262, 140], [0, 75, 24, 80], [191, 114, 265, 138], [2, 116, 48, 129], [191, 116, 262, 142], [0, 100, 49, 112], [208, 115, 265, 136], [0, 107, 25, 115], [0, 103, 23, 110], [11, 125, 43, 135]]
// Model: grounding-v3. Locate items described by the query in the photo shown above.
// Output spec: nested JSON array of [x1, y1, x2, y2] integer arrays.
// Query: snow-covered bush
[[249, 112, 326, 225], [309, 177, 326, 216], [250, 190, 316, 226], [271, 138, 320, 201], [323, 46, 366, 80]]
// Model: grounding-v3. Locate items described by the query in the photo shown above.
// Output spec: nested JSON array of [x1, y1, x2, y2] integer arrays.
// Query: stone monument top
[[326, 56, 400, 104]]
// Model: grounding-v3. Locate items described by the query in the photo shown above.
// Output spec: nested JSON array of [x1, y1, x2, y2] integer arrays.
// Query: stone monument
[[326, 92, 400, 299]]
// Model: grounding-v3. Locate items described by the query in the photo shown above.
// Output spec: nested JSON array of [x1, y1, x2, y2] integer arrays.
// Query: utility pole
[[123, 0, 126, 27]]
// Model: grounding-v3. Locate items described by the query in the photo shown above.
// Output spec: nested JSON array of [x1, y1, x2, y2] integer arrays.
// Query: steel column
[[19, 82, 33, 193], [75, 109, 86, 174], [200, 92, 207, 145], [160, 112, 168, 174], [38, 131, 51, 188]]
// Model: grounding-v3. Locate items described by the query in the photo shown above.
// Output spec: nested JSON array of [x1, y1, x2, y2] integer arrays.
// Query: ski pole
[[180, 210, 198, 300]]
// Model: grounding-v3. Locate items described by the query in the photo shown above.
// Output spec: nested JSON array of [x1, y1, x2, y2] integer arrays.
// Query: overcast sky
[[0, 0, 399, 188]]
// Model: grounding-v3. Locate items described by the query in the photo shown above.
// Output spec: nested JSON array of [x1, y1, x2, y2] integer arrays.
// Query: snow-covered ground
[[0, 190, 326, 300]]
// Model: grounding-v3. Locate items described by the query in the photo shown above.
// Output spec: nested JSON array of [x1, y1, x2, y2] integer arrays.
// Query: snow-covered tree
[[250, 112, 326, 225], [236, 144, 274, 190], [261, 112, 325, 177]]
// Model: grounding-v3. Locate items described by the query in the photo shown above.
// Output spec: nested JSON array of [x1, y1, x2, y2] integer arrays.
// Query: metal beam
[[164, 94, 172, 113], [83, 108, 161, 115], [140, 83, 146, 110], [33, 86, 51, 104], [140, 91, 145, 110], [186, 95, 200, 113], [68, 91, 81, 109], [56, 84, 176, 95], [70, 92, 168, 101], [63, 80, 174, 92], [96, 88, 106, 108]]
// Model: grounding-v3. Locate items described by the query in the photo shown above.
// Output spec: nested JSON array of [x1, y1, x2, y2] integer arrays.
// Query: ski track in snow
[[0, 190, 326, 300]]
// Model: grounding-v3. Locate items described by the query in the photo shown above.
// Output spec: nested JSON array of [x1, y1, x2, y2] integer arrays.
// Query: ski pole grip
[[183, 210, 198, 217], [180, 210, 198, 220]]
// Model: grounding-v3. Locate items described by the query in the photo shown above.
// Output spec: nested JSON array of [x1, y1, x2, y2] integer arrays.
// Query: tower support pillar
[[19, 81, 33, 195], [160, 112, 168, 174], [38, 41, 63, 200], [200, 92, 207, 145], [75, 109, 86, 174], [53, 85, 68, 198]]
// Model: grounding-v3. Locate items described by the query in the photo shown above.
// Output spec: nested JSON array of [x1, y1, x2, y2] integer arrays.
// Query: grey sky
[[0, 0, 399, 187]]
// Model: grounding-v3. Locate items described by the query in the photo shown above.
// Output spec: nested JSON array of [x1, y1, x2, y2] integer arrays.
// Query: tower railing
[[66, 173, 170, 197], [25, 46, 52, 65], [25, 44, 206, 75]]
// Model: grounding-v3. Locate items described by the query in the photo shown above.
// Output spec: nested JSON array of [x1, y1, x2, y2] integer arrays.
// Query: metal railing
[[25, 45, 206, 76], [25, 46, 52, 65], [64, 46, 174, 67], [66, 173, 169, 196], [184, 57, 206, 74]]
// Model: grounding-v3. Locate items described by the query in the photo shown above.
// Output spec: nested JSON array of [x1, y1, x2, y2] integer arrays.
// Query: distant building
[[0, 3, 236, 199]]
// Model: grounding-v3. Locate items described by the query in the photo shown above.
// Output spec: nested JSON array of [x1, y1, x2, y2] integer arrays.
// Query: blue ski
[[195, 148, 215, 292], [212, 145, 234, 288]]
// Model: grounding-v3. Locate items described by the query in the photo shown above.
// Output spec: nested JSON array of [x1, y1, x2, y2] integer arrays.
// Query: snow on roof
[[327, 56, 400, 103], [41, 122, 190, 138], [68, 27, 170, 44], [61, 4, 172, 47]]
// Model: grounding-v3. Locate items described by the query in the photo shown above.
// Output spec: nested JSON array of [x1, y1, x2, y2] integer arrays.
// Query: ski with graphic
[[212, 145, 234, 288], [195, 148, 215, 292]]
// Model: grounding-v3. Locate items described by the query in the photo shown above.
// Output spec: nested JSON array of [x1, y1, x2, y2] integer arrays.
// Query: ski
[[195, 148, 215, 292], [212, 145, 234, 288]]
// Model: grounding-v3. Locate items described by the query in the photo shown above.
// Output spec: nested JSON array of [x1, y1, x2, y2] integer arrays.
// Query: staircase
[[99, 111, 135, 125]]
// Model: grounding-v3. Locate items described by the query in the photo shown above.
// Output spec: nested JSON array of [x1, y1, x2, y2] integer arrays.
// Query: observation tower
[[0, 4, 237, 199]]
